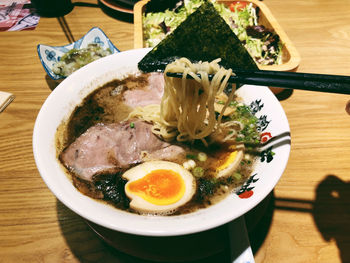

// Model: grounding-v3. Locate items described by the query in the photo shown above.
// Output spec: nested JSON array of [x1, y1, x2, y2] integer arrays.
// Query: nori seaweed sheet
[[138, 0, 259, 72]]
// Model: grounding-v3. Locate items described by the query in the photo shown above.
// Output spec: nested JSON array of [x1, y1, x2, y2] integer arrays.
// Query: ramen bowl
[[33, 48, 290, 249]]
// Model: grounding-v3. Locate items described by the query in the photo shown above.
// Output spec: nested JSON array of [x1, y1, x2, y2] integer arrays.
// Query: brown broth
[[56, 73, 257, 215]]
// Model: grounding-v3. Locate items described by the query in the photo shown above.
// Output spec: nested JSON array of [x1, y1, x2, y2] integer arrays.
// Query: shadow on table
[[45, 75, 61, 91], [274, 88, 293, 101], [313, 175, 350, 263], [57, 199, 231, 262], [56, 200, 127, 262], [56, 191, 275, 263], [275, 174, 350, 263], [56, 198, 235, 262], [246, 191, 275, 254]]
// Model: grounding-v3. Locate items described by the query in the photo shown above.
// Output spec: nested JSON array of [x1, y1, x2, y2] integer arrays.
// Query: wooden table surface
[[1, 0, 350, 262]]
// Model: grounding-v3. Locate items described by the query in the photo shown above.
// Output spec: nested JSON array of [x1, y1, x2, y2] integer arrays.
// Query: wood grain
[[1, 0, 350, 262]]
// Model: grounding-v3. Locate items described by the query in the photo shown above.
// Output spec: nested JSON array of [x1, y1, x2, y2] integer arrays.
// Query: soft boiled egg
[[123, 161, 196, 215], [213, 146, 244, 178]]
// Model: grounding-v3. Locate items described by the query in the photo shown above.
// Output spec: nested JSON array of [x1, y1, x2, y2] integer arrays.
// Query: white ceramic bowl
[[33, 48, 291, 237]]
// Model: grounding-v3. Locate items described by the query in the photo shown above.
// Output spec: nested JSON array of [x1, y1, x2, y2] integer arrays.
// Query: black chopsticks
[[166, 69, 350, 94]]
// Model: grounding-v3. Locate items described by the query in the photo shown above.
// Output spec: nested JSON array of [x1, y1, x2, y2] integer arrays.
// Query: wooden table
[[1, 0, 350, 262]]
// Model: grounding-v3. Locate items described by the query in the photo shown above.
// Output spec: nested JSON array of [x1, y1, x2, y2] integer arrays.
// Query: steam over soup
[[57, 58, 261, 215]]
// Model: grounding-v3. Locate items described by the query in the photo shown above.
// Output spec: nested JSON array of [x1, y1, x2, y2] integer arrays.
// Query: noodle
[[128, 58, 242, 146]]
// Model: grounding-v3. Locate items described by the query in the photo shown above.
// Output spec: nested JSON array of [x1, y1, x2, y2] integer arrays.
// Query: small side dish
[[37, 27, 120, 80], [52, 43, 112, 77]]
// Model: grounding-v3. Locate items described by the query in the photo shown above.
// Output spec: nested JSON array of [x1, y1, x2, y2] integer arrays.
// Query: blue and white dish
[[37, 27, 120, 80]]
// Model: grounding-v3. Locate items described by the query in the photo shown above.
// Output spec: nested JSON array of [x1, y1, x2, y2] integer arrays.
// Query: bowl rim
[[33, 48, 291, 237], [37, 27, 120, 80]]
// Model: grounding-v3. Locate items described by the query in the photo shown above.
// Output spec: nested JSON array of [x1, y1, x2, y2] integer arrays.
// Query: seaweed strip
[[138, 0, 258, 72]]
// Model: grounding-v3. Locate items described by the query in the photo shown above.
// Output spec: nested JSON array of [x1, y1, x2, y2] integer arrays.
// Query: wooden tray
[[133, 0, 300, 72]]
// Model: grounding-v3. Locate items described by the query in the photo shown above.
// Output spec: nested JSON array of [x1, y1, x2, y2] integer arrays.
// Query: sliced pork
[[60, 120, 185, 182], [123, 73, 164, 108]]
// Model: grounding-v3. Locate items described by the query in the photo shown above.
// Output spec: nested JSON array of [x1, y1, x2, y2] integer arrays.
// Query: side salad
[[52, 43, 112, 77], [143, 0, 283, 66]]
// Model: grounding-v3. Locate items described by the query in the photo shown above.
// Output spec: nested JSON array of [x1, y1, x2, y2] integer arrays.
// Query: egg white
[[123, 161, 196, 215]]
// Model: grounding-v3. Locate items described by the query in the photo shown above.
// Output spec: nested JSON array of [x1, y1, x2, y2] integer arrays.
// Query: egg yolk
[[216, 150, 238, 172], [126, 169, 186, 205]]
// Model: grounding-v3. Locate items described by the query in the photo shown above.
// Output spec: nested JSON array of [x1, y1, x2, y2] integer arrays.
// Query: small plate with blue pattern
[[37, 27, 120, 81]]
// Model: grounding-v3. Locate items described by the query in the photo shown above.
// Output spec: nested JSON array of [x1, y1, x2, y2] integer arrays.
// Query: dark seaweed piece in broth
[[94, 173, 130, 210]]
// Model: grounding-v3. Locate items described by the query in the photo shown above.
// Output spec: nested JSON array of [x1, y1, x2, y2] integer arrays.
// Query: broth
[[56, 72, 259, 215]]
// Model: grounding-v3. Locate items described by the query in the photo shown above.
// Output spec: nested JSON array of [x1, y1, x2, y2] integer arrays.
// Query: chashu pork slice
[[123, 73, 164, 108], [60, 120, 185, 182]]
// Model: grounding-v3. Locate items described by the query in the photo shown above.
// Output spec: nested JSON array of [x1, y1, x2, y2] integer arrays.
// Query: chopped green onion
[[130, 122, 135, 128], [198, 152, 207, 162], [192, 166, 205, 178], [233, 172, 242, 180]]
